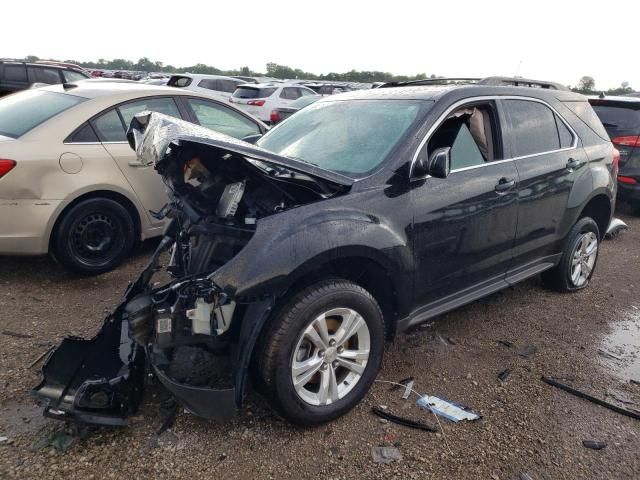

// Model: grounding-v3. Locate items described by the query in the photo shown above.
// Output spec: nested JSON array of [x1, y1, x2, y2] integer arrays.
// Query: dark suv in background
[[589, 95, 640, 205], [0, 60, 89, 96], [35, 77, 617, 427]]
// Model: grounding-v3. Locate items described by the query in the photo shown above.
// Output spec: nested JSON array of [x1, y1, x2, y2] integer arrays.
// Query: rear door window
[[280, 87, 302, 100], [186, 98, 261, 138], [29, 67, 62, 84], [4, 64, 28, 82], [92, 109, 125, 142], [555, 114, 574, 148], [198, 79, 218, 90], [504, 99, 560, 157], [118, 97, 181, 128], [218, 79, 240, 93]]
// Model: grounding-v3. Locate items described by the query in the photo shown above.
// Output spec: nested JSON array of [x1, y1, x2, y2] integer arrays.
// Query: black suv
[[589, 95, 640, 205], [0, 61, 89, 96], [35, 79, 616, 427]]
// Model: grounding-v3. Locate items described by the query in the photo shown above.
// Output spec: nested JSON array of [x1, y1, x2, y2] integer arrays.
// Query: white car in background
[[167, 74, 248, 102], [230, 83, 319, 123]]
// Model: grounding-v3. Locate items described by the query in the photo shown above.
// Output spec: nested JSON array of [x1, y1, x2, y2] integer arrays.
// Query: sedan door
[[91, 97, 184, 229], [411, 100, 519, 312]]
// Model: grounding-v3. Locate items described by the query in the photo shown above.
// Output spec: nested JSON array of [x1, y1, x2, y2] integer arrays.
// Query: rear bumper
[[0, 200, 62, 255]]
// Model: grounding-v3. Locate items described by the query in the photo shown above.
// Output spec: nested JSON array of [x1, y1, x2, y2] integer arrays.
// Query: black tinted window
[[590, 103, 640, 138], [4, 64, 27, 82], [198, 79, 218, 90], [232, 86, 277, 99], [218, 79, 240, 93], [69, 122, 99, 142], [280, 87, 302, 100], [168, 76, 192, 87], [29, 67, 61, 84], [555, 114, 574, 148], [505, 100, 560, 157]]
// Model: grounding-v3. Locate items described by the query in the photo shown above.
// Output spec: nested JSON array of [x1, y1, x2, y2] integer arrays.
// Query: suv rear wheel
[[52, 197, 135, 275], [543, 217, 600, 292], [255, 279, 385, 426]]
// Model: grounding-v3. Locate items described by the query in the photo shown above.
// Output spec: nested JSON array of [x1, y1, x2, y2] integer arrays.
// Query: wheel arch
[[48, 189, 142, 254], [578, 192, 612, 240]]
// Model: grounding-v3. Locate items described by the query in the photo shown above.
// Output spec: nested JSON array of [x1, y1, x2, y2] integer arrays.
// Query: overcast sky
[[3, 0, 637, 89]]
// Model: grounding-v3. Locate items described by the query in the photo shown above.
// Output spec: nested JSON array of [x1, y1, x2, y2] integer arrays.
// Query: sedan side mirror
[[413, 146, 451, 179]]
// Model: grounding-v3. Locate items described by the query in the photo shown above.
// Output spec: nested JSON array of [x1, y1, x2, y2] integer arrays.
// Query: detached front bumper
[[32, 316, 145, 426]]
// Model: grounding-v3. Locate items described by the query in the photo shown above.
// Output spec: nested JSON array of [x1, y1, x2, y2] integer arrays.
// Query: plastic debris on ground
[[31, 430, 76, 453], [371, 446, 402, 464], [417, 395, 480, 422], [582, 440, 607, 450], [498, 368, 512, 382]]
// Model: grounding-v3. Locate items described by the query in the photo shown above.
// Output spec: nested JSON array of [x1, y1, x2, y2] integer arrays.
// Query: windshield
[[0, 90, 86, 138], [257, 99, 428, 176]]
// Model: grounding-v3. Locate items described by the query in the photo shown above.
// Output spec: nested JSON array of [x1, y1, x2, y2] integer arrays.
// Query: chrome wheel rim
[[291, 308, 370, 406], [570, 231, 598, 287]]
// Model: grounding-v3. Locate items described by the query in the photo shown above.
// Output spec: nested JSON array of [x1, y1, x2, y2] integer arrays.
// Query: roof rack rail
[[477, 76, 569, 91], [380, 76, 569, 91]]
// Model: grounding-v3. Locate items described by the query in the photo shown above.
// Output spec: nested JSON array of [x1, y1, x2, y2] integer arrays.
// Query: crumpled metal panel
[[126, 111, 354, 186]]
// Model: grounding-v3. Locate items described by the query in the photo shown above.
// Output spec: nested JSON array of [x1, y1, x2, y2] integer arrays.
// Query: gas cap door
[[59, 152, 83, 174]]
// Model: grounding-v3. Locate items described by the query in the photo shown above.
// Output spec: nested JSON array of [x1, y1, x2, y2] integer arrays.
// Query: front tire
[[255, 280, 385, 426], [52, 198, 135, 275], [542, 217, 600, 292]]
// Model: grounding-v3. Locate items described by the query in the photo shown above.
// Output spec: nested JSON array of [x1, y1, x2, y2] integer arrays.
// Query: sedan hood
[[127, 112, 354, 187]]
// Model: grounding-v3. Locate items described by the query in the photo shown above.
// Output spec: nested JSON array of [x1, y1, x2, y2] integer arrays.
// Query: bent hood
[[127, 111, 354, 187]]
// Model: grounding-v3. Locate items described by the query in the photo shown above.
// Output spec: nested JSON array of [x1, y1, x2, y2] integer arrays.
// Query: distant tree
[[577, 76, 596, 92]]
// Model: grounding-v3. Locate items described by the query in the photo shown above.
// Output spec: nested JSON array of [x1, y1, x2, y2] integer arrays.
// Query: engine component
[[216, 181, 245, 219], [186, 298, 213, 335], [124, 295, 154, 346], [214, 301, 236, 335]]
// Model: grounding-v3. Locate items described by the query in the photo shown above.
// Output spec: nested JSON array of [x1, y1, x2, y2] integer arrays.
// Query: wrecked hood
[[127, 112, 354, 187]]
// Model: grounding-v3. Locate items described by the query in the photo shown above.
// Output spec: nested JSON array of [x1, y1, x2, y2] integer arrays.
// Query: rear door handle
[[495, 177, 516, 192], [566, 158, 581, 170]]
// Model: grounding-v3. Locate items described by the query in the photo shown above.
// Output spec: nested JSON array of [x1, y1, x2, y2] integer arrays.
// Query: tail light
[[612, 136, 640, 147], [270, 110, 280, 123], [0, 159, 16, 178], [612, 148, 620, 177], [247, 100, 265, 107], [618, 175, 637, 185]]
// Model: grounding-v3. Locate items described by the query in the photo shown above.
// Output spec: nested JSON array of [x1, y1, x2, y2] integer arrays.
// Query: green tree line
[[571, 75, 636, 95], [22, 56, 433, 83]]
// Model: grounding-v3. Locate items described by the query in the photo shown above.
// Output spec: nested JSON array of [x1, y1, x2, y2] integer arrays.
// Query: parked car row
[[0, 60, 89, 96]]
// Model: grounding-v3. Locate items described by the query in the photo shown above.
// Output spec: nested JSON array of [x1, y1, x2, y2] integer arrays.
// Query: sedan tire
[[52, 197, 135, 275]]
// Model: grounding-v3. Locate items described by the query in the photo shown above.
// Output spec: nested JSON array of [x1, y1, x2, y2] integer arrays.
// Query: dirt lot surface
[[1, 206, 639, 480]]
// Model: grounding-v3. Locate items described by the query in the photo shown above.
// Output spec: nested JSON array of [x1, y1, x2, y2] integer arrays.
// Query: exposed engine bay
[[33, 112, 351, 423]]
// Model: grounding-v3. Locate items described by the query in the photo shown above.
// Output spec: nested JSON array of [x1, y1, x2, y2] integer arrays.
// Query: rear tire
[[542, 217, 600, 292], [52, 198, 135, 275], [255, 279, 384, 426]]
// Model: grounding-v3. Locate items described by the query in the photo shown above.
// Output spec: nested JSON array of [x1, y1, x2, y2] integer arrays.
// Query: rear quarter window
[[168, 76, 192, 88], [563, 101, 610, 141], [0, 90, 86, 138]]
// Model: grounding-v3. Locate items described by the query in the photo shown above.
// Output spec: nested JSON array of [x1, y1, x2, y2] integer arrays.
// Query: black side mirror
[[242, 133, 263, 144], [428, 147, 451, 178], [413, 146, 451, 179]]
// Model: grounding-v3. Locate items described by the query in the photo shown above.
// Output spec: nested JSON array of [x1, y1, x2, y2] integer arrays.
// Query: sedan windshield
[[0, 90, 86, 138], [257, 99, 428, 176]]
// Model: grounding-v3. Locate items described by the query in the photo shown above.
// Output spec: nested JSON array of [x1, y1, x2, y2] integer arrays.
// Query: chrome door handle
[[495, 177, 516, 192]]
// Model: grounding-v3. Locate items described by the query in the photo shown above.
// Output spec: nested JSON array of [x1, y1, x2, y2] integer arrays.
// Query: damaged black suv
[[34, 81, 617, 426]]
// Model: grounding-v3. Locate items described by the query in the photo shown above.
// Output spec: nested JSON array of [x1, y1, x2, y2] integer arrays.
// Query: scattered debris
[[27, 345, 55, 369], [605, 218, 628, 239], [2, 330, 33, 339], [417, 395, 480, 422], [598, 348, 623, 361], [371, 446, 402, 464], [498, 369, 512, 382], [388, 377, 414, 392], [606, 389, 634, 405], [519, 473, 534, 480], [32, 430, 76, 453], [402, 380, 414, 400], [498, 340, 514, 348], [0, 436, 8, 443], [371, 407, 438, 432], [583, 440, 607, 450], [541, 377, 640, 421], [631, 379, 640, 387]]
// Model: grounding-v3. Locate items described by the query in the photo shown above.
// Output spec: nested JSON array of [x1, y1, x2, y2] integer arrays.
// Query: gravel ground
[[1, 205, 639, 480]]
